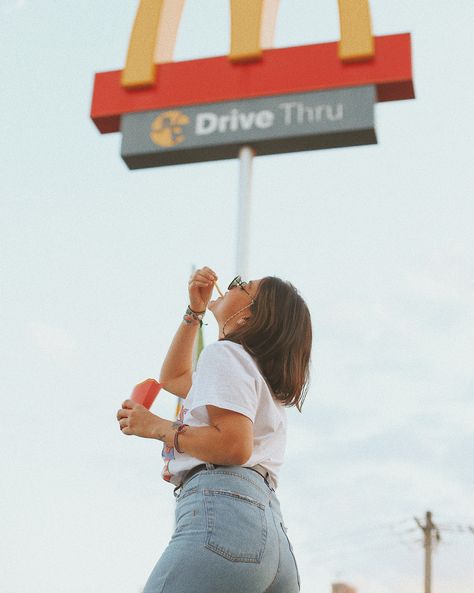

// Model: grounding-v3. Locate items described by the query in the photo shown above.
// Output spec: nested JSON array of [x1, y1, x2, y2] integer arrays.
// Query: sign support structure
[[237, 146, 254, 278]]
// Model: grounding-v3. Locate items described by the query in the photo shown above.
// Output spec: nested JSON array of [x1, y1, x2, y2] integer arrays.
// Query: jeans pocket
[[204, 489, 267, 563], [280, 522, 301, 590]]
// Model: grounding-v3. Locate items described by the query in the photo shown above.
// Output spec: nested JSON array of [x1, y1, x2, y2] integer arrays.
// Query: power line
[[305, 511, 473, 576], [436, 523, 474, 534], [319, 517, 414, 547], [307, 523, 420, 564]]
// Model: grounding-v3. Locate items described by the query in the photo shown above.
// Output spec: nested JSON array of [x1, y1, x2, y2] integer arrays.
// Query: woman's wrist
[[152, 417, 189, 451], [151, 418, 174, 445], [188, 305, 206, 315], [183, 305, 206, 327]]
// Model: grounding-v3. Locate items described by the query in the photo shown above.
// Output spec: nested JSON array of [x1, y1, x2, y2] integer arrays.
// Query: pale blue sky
[[1, 1, 473, 592]]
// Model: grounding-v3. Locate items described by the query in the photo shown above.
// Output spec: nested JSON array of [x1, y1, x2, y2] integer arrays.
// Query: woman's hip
[[179, 469, 271, 554], [141, 467, 299, 593]]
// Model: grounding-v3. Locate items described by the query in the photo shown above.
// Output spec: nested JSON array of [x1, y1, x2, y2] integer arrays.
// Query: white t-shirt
[[162, 340, 287, 488]]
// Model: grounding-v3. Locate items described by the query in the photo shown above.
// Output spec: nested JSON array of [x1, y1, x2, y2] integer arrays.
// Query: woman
[[117, 266, 312, 593]]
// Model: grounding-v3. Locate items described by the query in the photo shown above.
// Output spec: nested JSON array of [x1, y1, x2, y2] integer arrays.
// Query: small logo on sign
[[150, 111, 190, 147]]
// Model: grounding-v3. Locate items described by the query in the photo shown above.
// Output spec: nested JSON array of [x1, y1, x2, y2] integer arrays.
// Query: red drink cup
[[131, 379, 162, 409]]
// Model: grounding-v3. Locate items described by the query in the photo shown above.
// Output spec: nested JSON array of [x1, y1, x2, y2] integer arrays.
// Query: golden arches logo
[[150, 110, 190, 147], [122, 0, 374, 88]]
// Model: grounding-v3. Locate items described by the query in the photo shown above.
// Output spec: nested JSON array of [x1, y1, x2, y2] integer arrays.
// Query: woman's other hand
[[117, 399, 162, 439], [188, 266, 218, 312]]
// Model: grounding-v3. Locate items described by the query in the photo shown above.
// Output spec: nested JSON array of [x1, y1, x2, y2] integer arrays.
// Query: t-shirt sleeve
[[189, 341, 259, 424]]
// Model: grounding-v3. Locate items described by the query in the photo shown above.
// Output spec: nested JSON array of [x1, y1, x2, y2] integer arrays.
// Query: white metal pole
[[236, 145, 254, 277]]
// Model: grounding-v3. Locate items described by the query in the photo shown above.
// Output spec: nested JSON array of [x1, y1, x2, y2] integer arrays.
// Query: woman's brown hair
[[222, 277, 312, 411]]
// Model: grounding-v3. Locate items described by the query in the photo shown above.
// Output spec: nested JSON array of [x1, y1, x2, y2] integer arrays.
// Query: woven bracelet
[[174, 423, 189, 454]]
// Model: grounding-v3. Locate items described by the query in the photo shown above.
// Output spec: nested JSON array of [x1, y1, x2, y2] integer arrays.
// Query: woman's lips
[[209, 296, 223, 305]]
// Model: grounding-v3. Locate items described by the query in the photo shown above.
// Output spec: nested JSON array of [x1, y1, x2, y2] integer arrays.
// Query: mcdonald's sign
[[90, 1, 414, 169]]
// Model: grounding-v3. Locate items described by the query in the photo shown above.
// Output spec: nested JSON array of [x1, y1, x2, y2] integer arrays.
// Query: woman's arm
[[117, 402, 253, 466], [159, 266, 218, 397], [158, 321, 199, 397]]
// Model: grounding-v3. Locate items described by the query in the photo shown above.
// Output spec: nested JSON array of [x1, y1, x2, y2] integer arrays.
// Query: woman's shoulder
[[200, 340, 258, 371], [201, 339, 246, 359]]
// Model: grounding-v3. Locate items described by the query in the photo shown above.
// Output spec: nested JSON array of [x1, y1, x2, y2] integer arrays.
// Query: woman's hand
[[188, 266, 218, 312], [117, 399, 165, 439]]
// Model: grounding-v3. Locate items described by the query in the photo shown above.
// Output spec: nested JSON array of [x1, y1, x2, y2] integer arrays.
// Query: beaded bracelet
[[174, 423, 189, 454], [183, 305, 206, 327]]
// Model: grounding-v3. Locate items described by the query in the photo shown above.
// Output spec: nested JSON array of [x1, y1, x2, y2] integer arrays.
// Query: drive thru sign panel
[[90, 1, 414, 169]]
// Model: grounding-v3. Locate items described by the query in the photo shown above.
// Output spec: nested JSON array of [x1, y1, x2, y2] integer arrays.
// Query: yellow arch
[[337, 0, 374, 61], [121, 0, 185, 89], [121, 0, 374, 89], [229, 0, 280, 62]]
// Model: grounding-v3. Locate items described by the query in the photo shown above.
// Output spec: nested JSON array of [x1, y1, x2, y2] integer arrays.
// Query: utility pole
[[415, 511, 441, 593]]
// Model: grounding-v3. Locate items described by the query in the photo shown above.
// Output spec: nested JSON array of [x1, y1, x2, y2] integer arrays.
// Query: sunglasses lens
[[228, 276, 241, 290]]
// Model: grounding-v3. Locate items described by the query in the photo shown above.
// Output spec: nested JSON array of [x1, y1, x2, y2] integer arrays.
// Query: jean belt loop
[[264, 471, 275, 492], [205, 462, 215, 470]]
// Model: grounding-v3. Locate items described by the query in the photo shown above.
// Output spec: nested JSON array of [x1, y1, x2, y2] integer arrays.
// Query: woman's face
[[208, 278, 261, 328]]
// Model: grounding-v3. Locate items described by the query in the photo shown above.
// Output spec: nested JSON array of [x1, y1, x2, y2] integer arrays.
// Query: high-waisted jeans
[[142, 464, 300, 593]]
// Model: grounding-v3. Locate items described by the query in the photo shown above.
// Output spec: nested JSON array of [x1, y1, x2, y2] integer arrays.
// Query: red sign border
[[91, 33, 414, 134]]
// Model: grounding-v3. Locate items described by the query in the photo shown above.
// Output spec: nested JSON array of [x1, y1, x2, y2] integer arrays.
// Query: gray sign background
[[121, 85, 376, 169]]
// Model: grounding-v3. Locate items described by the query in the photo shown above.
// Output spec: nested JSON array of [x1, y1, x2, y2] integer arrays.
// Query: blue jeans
[[142, 464, 300, 593]]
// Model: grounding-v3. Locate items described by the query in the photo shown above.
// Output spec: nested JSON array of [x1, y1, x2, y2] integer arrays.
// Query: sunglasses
[[227, 275, 255, 302]]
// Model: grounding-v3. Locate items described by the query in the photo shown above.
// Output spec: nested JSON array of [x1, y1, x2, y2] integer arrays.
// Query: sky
[[1, 1, 473, 592]]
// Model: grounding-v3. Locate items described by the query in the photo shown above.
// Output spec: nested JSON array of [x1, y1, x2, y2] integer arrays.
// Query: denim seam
[[176, 486, 199, 501], [203, 488, 265, 509], [262, 505, 281, 593], [204, 544, 262, 563], [280, 522, 301, 591], [206, 470, 271, 498]]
